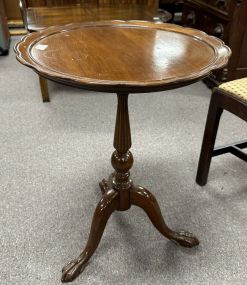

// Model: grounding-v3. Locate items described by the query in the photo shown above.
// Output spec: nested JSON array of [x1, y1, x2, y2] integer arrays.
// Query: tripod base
[[61, 179, 199, 283]]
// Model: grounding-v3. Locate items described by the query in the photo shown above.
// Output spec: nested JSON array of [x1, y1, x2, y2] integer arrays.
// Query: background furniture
[[159, 0, 184, 23], [20, 0, 169, 31], [2, 0, 26, 36], [0, 0, 10, 55], [19, 0, 171, 102], [196, 78, 247, 186], [15, 21, 230, 282], [3, 0, 22, 23], [182, 0, 247, 87]]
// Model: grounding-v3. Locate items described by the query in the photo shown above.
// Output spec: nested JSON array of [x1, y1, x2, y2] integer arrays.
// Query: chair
[[196, 77, 247, 186], [19, 0, 171, 102]]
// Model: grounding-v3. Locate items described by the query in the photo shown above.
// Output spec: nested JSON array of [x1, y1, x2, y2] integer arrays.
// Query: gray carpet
[[1, 37, 247, 285]]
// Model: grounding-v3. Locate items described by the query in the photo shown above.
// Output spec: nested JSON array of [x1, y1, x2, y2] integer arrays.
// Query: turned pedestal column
[[61, 93, 199, 282]]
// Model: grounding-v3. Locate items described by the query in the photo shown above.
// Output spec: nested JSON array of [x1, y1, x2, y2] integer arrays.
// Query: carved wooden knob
[[213, 24, 224, 39], [215, 0, 227, 8], [185, 11, 196, 26]]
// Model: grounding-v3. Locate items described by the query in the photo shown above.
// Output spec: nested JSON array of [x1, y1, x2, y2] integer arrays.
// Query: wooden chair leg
[[196, 92, 223, 186], [39, 75, 50, 102]]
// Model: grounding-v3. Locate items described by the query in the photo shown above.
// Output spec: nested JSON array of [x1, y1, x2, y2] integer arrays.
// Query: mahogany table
[[15, 21, 231, 282]]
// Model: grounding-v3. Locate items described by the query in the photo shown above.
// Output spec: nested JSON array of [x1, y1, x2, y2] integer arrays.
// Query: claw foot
[[99, 174, 115, 194], [61, 257, 87, 283], [170, 230, 199, 248], [99, 179, 109, 194]]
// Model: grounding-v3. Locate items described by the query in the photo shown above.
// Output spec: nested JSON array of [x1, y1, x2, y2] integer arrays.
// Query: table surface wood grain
[[15, 21, 231, 93]]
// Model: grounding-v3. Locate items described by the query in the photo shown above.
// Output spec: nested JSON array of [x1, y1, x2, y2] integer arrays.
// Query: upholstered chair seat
[[220, 77, 247, 103]]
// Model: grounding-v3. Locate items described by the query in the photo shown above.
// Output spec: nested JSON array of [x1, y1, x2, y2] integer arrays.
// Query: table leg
[[61, 93, 199, 283], [38, 75, 50, 103], [130, 186, 199, 247], [61, 189, 119, 282]]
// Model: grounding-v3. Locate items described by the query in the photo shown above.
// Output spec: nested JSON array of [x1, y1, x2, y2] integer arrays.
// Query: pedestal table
[[15, 21, 231, 282]]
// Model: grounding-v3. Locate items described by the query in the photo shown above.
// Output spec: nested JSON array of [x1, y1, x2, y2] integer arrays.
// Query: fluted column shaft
[[111, 93, 133, 211]]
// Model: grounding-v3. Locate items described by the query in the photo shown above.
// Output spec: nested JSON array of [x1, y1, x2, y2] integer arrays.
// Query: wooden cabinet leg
[[196, 92, 223, 186], [39, 75, 50, 102]]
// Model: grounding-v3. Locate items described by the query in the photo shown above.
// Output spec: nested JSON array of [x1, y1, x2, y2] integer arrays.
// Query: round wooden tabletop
[[15, 21, 231, 93]]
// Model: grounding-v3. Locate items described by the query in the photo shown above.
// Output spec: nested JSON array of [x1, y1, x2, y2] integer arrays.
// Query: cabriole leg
[[61, 189, 119, 282], [131, 186, 199, 247]]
